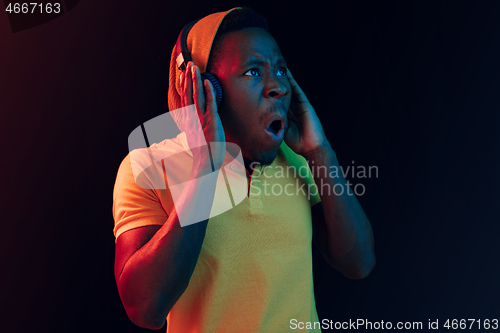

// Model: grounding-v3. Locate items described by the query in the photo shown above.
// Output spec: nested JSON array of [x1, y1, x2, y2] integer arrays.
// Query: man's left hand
[[284, 69, 329, 155]]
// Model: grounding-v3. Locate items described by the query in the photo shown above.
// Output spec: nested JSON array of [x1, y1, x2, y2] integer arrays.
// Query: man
[[113, 7, 375, 332]]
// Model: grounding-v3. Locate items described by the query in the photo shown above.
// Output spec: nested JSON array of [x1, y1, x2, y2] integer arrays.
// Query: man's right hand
[[179, 61, 226, 171]]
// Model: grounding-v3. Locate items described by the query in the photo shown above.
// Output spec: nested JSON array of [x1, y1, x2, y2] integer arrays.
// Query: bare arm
[[114, 170, 213, 329], [283, 69, 375, 279], [306, 144, 376, 279]]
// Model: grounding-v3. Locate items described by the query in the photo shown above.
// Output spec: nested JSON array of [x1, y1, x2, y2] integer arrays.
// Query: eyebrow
[[242, 57, 288, 68]]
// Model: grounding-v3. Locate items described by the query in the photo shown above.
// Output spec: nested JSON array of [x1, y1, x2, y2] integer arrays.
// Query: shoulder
[[116, 132, 191, 191]]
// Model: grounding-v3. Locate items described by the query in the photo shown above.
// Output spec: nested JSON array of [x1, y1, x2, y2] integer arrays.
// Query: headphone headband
[[173, 17, 224, 105], [175, 19, 200, 72]]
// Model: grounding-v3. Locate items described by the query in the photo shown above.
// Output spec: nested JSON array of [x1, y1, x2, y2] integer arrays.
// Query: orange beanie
[[168, 8, 241, 112]]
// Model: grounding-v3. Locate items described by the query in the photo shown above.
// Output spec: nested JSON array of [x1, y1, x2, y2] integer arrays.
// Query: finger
[[204, 79, 217, 118], [179, 71, 185, 106], [183, 61, 194, 106], [192, 65, 206, 116], [204, 79, 225, 152], [181, 63, 188, 106], [287, 102, 299, 123], [286, 69, 310, 104]]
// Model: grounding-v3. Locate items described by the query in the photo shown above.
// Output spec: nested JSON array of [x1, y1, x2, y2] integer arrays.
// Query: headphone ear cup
[[201, 72, 223, 106]]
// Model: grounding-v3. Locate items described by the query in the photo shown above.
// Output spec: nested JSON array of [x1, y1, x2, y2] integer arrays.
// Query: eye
[[277, 67, 287, 76], [244, 69, 260, 77]]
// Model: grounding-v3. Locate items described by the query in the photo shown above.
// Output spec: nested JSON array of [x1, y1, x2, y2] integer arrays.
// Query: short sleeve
[[112, 154, 168, 242], [280, 142, 322, 207]]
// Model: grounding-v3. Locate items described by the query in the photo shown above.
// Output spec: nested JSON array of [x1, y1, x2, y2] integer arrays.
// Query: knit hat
[[168, 8, 241, 113]]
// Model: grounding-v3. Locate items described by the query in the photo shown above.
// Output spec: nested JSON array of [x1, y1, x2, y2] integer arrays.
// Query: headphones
[[175, 19, 224, 106]]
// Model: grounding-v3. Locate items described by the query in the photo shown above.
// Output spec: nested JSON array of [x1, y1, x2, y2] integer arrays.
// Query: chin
[[239, 138, 281, 167], [255, 148, 279, 166]]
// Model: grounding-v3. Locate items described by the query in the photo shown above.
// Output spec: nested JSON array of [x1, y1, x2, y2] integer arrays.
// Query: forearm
[[117, 162, 217, 328], [304, 142, 375, 278]]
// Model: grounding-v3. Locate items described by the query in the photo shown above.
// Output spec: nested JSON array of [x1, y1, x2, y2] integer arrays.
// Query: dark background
[[1, 1, 499, 332]]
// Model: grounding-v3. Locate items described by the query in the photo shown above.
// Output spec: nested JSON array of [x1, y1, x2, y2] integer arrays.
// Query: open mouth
[[267, 119, 283, 135], [264, 115, 285, 144]]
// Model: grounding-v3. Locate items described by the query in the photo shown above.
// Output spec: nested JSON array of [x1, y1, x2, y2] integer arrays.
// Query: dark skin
[[114, 27, 375, 330], [211, 27, 292, 169]]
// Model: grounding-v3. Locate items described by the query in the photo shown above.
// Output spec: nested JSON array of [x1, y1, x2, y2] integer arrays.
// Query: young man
[[113, 7, 375, 332]]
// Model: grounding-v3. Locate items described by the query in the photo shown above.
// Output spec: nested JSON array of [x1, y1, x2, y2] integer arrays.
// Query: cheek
[[223, 89, 260, 120], [219, 102, 253, 135], [285, 81, 292, 106], [226, 83, 257, 106]]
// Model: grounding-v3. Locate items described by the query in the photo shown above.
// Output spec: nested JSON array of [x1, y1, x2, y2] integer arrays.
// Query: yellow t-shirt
[[113, 132, 322, 332]]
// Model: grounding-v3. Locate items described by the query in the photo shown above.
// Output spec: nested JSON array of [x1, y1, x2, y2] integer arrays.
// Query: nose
[[264, 74, 289, 99]]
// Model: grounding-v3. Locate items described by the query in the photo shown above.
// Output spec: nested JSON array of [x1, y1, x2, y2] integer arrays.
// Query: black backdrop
[[1, 1, 499, 332]]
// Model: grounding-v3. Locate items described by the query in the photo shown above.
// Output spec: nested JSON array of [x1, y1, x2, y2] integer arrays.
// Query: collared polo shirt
[[113, 132, 322, 332]]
